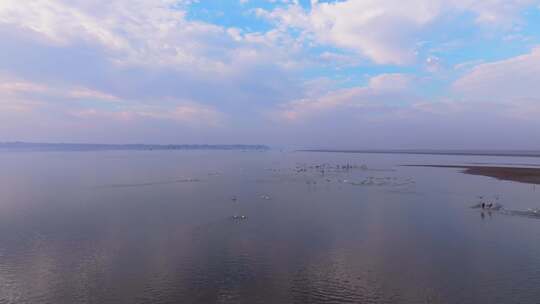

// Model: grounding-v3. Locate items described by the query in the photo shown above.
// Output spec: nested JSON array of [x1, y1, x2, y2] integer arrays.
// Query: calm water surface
[[0, 150, 539, 304]]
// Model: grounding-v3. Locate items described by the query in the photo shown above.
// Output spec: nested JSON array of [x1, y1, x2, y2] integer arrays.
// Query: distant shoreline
[[0, 142, 270, 152], [298, 149, 540, 158], [404, 165, 540, 185]]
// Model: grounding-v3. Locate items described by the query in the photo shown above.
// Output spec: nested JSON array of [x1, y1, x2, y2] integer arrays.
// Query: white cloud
[[13, 0, 531, 71], [0, 75, 224, 126], [0, 0, 129, 48], [0, 0, 304, 138], [0, 75, 119, 103], [1, 0, 539, 146], [67, 88, 120, 102], [275, 44, 540, 125], [453, 46, 540, 101], [454, 0, 536, 26], [368, 73, 413, 91], [257, 0, 537, 64], [0, 0, 297, 73], [275, 73, 414, 121], [70, 102, 224, 127]]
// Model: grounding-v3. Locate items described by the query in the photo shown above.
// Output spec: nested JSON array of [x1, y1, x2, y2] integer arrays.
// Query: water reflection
[[0, 151, 540, 303]]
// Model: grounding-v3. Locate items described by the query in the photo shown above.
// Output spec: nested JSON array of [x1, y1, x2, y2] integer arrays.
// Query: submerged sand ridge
[[404, 165, 540, 185]]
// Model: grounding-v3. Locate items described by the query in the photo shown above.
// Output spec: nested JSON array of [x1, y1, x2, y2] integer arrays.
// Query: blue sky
[[1, 0, 540, 148]]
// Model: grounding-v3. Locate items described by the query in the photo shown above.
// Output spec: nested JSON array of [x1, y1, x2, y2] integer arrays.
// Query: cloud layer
[[0, 0, 539, 147], [258, 0, 536, 64]]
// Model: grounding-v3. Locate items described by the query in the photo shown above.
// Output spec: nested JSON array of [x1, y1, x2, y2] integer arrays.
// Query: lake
[[0, 150, 539, 304]]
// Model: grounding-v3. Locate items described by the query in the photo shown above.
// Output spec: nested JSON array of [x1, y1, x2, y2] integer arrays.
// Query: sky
[[1, 0, 540, 149]]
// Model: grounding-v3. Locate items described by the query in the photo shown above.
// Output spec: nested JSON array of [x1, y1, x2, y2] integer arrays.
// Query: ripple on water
[[289, 250, 401, 304]]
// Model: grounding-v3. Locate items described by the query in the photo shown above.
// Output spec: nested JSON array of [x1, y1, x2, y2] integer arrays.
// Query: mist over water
[[1, 150, 539, 304]]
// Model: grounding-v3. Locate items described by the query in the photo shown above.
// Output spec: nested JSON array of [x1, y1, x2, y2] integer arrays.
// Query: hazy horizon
[[4, 141, 540, 153]]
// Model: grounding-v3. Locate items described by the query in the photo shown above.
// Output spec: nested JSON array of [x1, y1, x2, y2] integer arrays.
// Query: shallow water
[[0, 150, 539, 304]]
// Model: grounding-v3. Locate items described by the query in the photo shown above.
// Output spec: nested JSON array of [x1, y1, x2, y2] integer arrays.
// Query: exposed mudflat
[[404, 165, 540, 185]]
